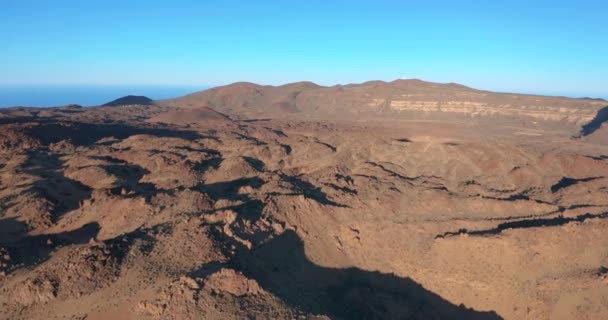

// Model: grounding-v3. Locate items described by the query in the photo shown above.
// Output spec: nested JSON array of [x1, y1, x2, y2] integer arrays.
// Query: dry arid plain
[[0, 79, 607, 319]]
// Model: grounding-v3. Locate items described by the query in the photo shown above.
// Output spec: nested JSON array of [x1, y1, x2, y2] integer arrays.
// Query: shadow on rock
[[23, 151, 92, 221], [195, 177, 267, 225], [196, 177, 265, 202], [100, 163, 158, 197], [277, 173, 349, 208], [231, 230, 502, 320], [0, 219, 100, 275], [21, 121, 205, 146], [578, 105, 608, 137]]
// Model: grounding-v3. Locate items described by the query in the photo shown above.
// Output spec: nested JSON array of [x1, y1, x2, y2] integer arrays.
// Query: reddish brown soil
[[0, 81, 607, 319]]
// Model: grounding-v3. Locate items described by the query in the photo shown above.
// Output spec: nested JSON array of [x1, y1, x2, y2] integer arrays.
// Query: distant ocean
[[0, 85, 207, 108]]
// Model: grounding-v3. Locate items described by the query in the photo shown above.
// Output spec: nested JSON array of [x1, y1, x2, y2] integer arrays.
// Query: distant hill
[[161, 79, 607, 132], [103, 95, 154, 107]]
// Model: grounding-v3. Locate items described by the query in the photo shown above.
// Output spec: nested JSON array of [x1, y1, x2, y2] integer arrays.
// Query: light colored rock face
[[203, 268, 262, 296], [387, 99, 599, 124]]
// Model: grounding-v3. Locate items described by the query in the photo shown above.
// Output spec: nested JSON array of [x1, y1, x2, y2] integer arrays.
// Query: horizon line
[[0, 79, 606, 101]]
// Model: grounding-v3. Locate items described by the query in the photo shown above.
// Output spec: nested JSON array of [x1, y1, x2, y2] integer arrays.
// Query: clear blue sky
[[1, 0, 607, 97]]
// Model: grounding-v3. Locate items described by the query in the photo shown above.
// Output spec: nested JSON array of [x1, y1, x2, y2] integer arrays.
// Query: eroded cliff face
[[384, 98, 602, 124]]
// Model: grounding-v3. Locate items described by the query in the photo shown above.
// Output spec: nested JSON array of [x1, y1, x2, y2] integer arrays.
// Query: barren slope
[[0, 85, 607, 319], [163, 80, 607, 135]]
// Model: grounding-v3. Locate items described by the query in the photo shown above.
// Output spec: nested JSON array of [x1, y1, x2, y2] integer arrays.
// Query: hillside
[[163, 80, 606, 133], [104, 95, 154, 107]]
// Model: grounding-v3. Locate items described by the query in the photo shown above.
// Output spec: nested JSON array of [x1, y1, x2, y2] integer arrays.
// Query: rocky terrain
[[0, 80, 607, 319]]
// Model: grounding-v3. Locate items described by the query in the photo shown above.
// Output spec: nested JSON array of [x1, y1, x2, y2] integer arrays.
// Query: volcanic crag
[[0, 80, 607, 319]]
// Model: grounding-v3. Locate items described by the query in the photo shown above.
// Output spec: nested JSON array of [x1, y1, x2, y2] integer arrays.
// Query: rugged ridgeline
[[163, 79, 606, 132]]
